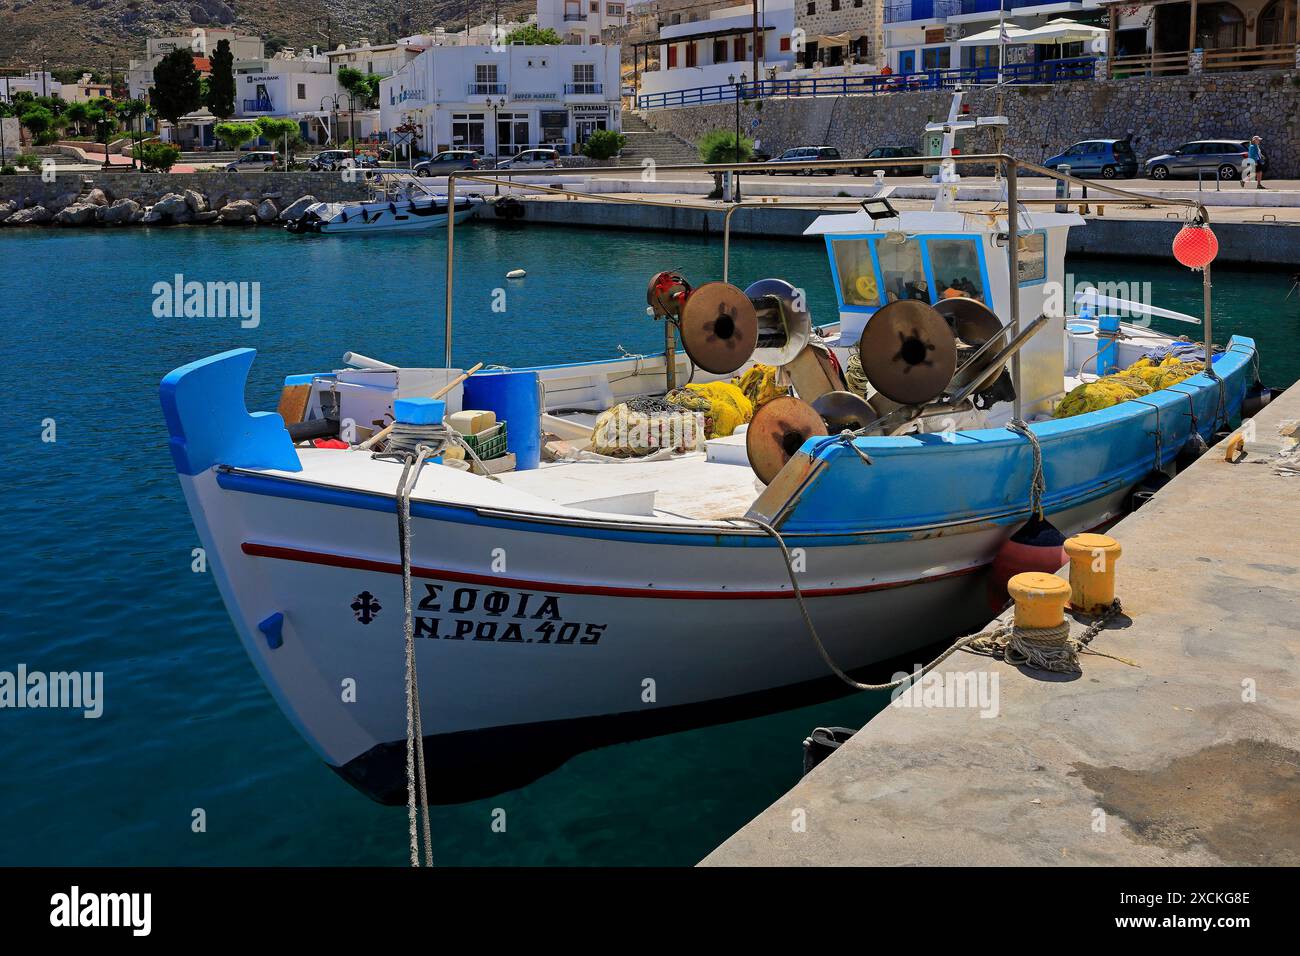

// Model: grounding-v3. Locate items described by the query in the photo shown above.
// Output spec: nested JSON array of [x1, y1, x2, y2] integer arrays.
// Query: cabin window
[[926, 237, 985, 303], [877, 238, 929, 304], [830, 238, 881, 307]]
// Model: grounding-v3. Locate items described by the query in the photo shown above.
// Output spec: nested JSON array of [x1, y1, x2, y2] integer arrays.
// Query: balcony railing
[[637, 56, 1097, 109], [564, 82, 604, 94], [467, 82, 508, 95], [242, 97, 274, 112], [564, 12, 587, 20], [885, 0, 1043, 22]]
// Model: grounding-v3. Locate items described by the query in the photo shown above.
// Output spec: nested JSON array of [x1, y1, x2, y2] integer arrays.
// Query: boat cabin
[[806, 208, 1084, 418]]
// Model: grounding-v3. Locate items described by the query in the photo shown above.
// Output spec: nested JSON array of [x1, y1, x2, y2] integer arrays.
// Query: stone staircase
[[618, 112, 699, 167]]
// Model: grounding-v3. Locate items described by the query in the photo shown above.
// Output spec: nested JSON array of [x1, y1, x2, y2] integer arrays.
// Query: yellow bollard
[[1063, 533, 1122, 615], [1007, 572, 1071, 630]]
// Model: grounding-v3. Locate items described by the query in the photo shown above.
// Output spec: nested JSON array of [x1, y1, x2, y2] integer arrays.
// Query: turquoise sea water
[[1, 224, 1296, 866]]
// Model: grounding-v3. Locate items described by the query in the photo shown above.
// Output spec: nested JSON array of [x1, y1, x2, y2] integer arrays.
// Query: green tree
[[256, 116, 301, 165], [64, 101, 91, 136], [150, 48, 202, 125], [505, 25, 563, 45], [208, 39, 236, 119], [336, 67, 382, 108], [698, 129, 753, 164], [19, 106, 56, 141], [215, 120, 261, 152], [581, 129, 627, 161]]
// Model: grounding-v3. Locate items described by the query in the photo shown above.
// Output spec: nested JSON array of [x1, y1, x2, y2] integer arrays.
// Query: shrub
[[697, 129, 753, 164], [135, 142, 182, 172], [214, 121, 261, 152], [581, 129, 627, 161], [16, 154, 42, 172], [0, 166, 15, 176]]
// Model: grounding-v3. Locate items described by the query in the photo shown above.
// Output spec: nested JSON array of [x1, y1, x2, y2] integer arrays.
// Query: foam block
[[448, 409, 496, 434], [394, 397, 446, 425]]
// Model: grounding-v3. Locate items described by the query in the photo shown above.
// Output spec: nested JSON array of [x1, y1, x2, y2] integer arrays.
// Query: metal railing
[[242, 98, 274, 112], [637, 57, 1097, 109], [564, 82, 604, 94], [564, 12, 587, 20], [467, 82, 508, 95]]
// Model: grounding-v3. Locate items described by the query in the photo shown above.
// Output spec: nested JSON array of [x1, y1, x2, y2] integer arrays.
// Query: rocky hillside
[[0, 0, 537, 70]]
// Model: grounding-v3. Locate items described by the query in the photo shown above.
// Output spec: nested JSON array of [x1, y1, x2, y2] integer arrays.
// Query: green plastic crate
[[462, 421, 508, 460]]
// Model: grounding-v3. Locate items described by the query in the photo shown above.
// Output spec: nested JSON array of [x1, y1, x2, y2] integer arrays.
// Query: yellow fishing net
[[732, 364, 788, 409], [1054, 357, 1206, 419], [667, 381, 754, 438]]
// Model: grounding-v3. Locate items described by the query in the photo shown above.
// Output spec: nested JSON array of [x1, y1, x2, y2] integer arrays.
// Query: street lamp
[[487, 95, 506, 167], [728, 73, 746, 202]]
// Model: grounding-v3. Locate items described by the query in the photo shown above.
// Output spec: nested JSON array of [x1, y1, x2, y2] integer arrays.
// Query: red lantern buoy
[[1172, 224, 1218, 271]]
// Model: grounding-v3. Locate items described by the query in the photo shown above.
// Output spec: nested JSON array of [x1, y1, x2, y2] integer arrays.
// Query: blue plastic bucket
[[462, 369, 541, 470]]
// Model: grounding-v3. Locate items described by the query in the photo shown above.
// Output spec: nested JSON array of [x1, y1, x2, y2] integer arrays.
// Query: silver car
[[496, 148, 560, 170], [226, 151, 281, 172], [1144, 140, 1249, 181]]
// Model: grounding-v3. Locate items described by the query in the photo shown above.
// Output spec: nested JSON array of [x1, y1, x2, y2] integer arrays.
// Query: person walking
[[1244, 136, 1266, 189]]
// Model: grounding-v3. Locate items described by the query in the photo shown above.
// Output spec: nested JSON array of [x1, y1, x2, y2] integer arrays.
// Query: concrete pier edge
[[701, 381, 1300, 867]]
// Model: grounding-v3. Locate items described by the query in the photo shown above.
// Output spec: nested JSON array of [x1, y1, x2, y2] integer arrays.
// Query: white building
[[881, 1, 1102, 75], [537, 0, 631, 45], [0, 71, 62, 102], [234, 49, 344, 142], [638, 0, 798, 101], [380, 42, 622, 159], [127, 27, 265, 101], [325, 37, 431, 78]]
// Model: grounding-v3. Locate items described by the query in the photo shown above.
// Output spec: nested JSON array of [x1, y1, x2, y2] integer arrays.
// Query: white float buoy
[[506, 268, 527, 279]]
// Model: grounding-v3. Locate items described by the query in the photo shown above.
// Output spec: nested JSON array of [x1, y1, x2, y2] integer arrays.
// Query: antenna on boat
[[924, 90, 1008, 212]]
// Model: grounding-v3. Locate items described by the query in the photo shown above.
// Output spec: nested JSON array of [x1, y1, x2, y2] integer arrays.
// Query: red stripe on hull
[[241, 541, 984, 601]]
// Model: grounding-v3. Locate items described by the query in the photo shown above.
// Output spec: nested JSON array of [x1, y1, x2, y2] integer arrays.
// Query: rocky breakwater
[[0, 184, 320, 229], [0, 171, 365, 229]]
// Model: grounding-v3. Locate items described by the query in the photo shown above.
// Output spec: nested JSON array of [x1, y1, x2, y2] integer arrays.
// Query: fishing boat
[[161, 106, 1261, 806], [286, 172, 483, 235]]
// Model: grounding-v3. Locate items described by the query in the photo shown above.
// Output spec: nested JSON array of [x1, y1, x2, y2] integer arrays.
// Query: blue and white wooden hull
[[160, 337, 1256, 803]]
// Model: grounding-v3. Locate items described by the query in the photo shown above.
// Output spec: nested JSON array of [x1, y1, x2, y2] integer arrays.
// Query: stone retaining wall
[[643, 70, 1300, 178], [0, 170, 369, 209]]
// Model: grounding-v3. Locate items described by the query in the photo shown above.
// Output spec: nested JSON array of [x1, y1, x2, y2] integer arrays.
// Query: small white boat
[[287, 173, 483, 235]]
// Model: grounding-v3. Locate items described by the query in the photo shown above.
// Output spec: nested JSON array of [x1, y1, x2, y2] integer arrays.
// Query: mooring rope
[[963, 598, 1134, 673], [396, 447, 436, 867], [1006, 418, 1046, 519]]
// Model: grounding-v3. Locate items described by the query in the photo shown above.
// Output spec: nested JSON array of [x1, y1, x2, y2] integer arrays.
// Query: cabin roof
[[803, 209, 1085, 237]]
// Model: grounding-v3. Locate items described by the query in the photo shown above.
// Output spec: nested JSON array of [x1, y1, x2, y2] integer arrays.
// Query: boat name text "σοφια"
[[368, 583, 607, 646]]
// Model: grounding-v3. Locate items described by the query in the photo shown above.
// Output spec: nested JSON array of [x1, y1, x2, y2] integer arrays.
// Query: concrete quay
[[701, 382, 1300, 867], [497, 190, 1300, 267]]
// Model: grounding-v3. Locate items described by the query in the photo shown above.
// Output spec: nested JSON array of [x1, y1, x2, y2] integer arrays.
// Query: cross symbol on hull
[[351, 591, 381, 625]]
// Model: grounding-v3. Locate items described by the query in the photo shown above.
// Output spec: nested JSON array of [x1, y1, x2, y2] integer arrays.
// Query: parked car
[[853, 145, 923, 177], [765, 146, 842, 175], [1043, 139, 1138, 179], [496, 148, 560, 170], [1144, 140, 1250, 181], [225, 151, 281, 172], [306, 149, 351, 171], [413, 150, 484, 176]]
